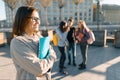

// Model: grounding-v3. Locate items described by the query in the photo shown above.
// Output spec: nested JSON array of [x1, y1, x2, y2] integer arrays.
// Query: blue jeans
[[67, 42, 76, 64]]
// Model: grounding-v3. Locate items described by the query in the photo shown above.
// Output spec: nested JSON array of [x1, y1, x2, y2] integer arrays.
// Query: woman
[[10, 6, 56, 80], [56, 21, 68, 75], [67, 18, 76, 66], [75, 20, 90, 70]]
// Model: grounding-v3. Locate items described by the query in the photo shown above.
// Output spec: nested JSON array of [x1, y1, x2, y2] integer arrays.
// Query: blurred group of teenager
[[55, 18, 91, 75]]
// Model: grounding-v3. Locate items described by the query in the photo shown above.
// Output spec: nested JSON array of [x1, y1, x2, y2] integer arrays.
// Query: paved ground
[[0, 43, 120, 80]]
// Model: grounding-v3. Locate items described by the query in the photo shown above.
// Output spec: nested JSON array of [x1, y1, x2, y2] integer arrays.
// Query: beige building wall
[[102, 5, 120, 24], [104, 10, 120, 24]]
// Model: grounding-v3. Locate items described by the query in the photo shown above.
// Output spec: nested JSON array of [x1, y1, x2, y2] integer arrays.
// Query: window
[[89, 9, 91, 12], [75, 17, 77, 20], [80, 13, 82, 16], [75, 12, 77, 16], [84, 17, 86, 20], [64, 17, 67, 21], [54, 17, 56, 20], [80, 17, 82, 20], [89, 13, 91, 16], [84, 12, 87, 16], [89, 17, 91, 21]]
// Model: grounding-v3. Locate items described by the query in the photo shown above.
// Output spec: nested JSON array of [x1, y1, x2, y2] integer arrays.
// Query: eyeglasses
[[27, 17, 40, 22]]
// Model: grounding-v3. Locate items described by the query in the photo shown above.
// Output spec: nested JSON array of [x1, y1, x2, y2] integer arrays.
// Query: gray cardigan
[[10, 33, 56, 80]]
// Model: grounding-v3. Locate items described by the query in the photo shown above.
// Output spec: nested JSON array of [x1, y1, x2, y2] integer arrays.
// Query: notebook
[[76, 32, 84, 41], [38, 36, 50, 59]]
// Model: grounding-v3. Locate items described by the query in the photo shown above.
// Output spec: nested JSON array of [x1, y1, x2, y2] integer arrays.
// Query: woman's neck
[[25, 32, 35, 37]]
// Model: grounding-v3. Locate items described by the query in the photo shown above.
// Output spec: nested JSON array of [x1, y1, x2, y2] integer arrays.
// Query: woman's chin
[[34, 27, 39, 32]]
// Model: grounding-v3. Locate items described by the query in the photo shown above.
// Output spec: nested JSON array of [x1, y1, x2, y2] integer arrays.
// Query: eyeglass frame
[[27, 17, 40, 22]]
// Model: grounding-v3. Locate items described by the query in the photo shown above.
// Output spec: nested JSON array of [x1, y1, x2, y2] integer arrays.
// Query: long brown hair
[[59, 21, 68, 33], [78, 20, 84, 30], [77, 20, 90, 32], [12, 6, 38, 36]]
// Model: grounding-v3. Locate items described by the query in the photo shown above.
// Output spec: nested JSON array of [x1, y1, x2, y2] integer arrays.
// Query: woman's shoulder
[[55, 27, 59, 32], [10, 36, 25, 48], [11, 36, 25, 43], [12, 36, 24, 40], [55, 28, 61, 34], [11, 35, 32, 44]]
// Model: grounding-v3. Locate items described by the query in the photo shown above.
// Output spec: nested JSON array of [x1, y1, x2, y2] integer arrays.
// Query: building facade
[[102, 5, 120, 24], [4, 0, 93, 27]]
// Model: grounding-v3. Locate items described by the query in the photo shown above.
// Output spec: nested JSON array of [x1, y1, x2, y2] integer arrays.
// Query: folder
[[38, 37, 50, 59]]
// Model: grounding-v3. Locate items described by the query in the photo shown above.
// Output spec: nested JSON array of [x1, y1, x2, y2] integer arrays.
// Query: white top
[[56, 28, 68, 47]]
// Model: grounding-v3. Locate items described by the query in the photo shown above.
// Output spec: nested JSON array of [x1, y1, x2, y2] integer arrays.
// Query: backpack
[[87, 31, 95, 44], [53, 33, 59, 46]]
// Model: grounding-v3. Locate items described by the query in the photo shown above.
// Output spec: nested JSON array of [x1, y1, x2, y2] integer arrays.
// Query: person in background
[[67, 18, 76, 66], [75, 20, 90, 70], [10, 6, 56, 80], [56, 21, 68, 75]]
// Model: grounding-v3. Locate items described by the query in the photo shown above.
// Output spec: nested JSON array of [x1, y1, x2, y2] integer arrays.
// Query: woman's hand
[[37, 73, 43, 77], [76, 36, 81, 41], [74, 40, 78, 44]]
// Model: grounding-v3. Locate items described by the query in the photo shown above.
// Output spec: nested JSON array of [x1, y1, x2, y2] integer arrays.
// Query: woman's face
[[68, 20, 73, 27], [64, 23, 68, 28], [78, 22, 82, 28], [63, 23, 68, 32], [78, 21, 84, 30], [25, 10, 40, 34]]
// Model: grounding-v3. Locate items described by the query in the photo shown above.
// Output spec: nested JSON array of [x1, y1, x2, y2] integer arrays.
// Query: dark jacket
[[67, 27, 75, 43]]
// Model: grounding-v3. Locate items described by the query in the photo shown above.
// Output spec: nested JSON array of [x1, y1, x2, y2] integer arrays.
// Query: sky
[[0, 0, 120, 21], [0, 0, 6, 20], [101, 0, 120, 5]]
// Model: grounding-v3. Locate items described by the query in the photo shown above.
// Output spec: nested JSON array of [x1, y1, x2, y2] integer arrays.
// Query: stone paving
[[0, 43, 120, 80]]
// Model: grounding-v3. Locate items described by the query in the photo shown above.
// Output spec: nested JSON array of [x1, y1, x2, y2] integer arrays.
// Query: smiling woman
[[10, 6, 56, 80], [0, 0, 6, 20]]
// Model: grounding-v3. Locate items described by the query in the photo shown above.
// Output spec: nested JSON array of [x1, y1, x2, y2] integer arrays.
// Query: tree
[[38, 0, 53, 28], [72, 0, 84, 24], [21, 0, 35, 6], [3, 0, 18, 22], [58, 0, 65, 22]]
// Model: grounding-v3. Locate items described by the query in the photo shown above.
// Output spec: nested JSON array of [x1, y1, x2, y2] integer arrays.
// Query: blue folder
[[38, 37, 50, 59]]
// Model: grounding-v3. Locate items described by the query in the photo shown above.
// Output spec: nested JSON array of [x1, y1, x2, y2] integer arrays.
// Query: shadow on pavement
[[0, 44, 11, 58], [106, 62, 120, 80], [51, 44, 120, 80]]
